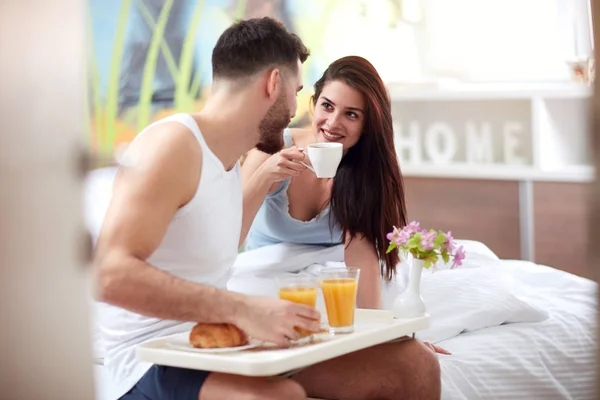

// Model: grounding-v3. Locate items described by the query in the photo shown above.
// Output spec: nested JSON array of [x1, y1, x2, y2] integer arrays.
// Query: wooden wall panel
[[534, 182, 591, 279], [403, 177, 521, 260]]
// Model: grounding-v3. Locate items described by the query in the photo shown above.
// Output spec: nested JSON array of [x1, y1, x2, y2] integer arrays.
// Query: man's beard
[[256, 91, 290, 155]]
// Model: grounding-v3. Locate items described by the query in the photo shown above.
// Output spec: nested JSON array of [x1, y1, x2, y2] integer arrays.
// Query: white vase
[[392, 257, 427, 319]]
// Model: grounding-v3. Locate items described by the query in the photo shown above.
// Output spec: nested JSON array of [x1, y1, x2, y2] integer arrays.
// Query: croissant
[[189, 323, 249, 348]]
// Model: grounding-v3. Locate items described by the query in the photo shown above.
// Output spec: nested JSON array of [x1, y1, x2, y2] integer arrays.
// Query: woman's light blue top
[[245, 129, 344, 250]]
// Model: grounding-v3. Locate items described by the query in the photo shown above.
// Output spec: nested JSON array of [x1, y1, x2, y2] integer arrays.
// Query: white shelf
[[388, 82, 592, 101], [401, 163, 594, 182], [390, 82, 592, 182]]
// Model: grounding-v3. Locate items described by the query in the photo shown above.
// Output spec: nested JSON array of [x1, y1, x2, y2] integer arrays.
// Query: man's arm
[[94, 123, 246, 323], [93, 123, 321, 345]]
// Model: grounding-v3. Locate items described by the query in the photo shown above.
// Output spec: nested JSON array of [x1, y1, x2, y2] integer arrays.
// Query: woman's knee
[[247, 379, 306, 400], [200, 374, 306, 400], [399, 340, 441, 398], [278, 379, 307, 400], [392, 339, 440, 376], [414, 340, 441, 378]]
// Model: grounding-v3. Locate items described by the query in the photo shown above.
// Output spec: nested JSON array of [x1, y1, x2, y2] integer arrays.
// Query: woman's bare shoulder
[[289, 128, 312, 146]]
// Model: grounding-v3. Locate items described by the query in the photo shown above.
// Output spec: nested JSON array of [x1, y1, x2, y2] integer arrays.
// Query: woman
[[241, 56, 407, 309]]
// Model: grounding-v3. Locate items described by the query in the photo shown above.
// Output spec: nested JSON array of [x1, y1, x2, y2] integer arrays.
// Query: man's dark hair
[[212, 17, 309, 80]]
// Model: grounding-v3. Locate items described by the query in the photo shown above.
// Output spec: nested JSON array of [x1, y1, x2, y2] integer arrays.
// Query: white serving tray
[[136, 309, 430, 377]]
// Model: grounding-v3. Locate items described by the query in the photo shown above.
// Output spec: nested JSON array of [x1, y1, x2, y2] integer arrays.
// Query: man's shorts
[[120, 365, 211, 400]]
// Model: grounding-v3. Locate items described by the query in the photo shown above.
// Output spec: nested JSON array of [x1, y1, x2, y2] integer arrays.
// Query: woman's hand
[[256, 146, 307, 183], [390, 336, 451, 355], [423, 341, 452, 355]]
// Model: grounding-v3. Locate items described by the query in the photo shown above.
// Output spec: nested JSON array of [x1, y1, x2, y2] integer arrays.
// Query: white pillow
[[417, 267, 549, 343]]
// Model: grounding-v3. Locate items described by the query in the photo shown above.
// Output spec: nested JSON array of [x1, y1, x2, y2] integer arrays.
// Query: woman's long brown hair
[[312, 56, 407, 280]]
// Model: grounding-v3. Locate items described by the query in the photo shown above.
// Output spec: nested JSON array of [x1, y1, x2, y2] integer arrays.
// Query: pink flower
[[386, 222, 466, 271], [452, 245, 466, 268], [405, 221, 421, 234], [425, 231, 437, 240], [386, 226, 402, 242], [421, 237, 434, 251], [420, 231, 437, 251], [395, 230, 411, 246], [443, 231, 455, 252]]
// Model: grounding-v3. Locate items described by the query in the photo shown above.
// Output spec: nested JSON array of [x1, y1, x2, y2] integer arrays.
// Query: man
[[94, 17, 440, 400]]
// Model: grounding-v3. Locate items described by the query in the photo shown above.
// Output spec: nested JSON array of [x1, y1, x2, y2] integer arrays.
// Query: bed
[[86, 169, 596, 399], [226, 241, 597, 400]]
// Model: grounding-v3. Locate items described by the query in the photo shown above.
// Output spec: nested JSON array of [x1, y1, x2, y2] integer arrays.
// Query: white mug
[[305, 142, 343, 178]]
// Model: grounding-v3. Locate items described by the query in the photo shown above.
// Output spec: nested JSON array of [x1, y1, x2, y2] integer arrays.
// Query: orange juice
[[278, 286, 317, 307], [320, 278, 358, 328], [278, 286, 318, 337]]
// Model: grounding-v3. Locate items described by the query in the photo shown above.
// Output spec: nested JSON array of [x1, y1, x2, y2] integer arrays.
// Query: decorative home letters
[[394, 120, 529, 165], [392, 99, 533, 166]]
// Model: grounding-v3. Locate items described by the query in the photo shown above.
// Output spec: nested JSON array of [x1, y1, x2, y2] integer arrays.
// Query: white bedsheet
[[86, 165, 596, 399], [438, 260, 596, 400], [228, 242, 597, 400]]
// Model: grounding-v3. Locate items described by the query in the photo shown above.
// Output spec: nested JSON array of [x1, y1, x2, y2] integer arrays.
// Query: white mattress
[[92, 240, 597, 399]]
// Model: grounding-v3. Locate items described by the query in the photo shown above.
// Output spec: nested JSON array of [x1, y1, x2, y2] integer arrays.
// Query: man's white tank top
[[96, 113, 242, 399]]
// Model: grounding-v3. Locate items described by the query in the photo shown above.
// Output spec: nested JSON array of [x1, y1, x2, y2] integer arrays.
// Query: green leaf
[[386, 242, 396, 254], [138, 0, 174, 131], [434, 232, 446, 249], [105, 0, 132, 151], [189, 67, 203, 100], [408, 233, 421, 250], [174, 0, 206, 112], [442, 251, 450, 264], [136, 0, 180, 81]]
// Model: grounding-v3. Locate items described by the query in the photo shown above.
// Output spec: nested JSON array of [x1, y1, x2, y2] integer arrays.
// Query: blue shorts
[[120, 365, 211, 400]]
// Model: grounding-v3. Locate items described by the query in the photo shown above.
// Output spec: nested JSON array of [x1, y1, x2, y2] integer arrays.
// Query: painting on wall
[[86, 0, 421, 155]]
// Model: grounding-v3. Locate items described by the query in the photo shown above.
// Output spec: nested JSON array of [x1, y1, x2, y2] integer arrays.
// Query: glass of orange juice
[[277, 275, 319, 339], [318, 267, 360, 334]]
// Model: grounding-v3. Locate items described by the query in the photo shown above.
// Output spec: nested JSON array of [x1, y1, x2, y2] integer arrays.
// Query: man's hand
[[234, 296, 321, 347]]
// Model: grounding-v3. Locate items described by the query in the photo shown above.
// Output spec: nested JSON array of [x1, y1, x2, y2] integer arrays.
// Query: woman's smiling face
[[312, 80, 365, 150]]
